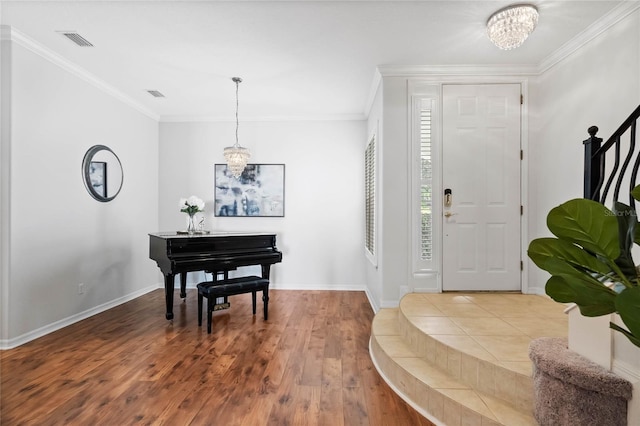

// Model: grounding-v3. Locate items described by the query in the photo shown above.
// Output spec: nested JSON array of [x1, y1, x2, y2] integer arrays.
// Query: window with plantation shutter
[[411, 94, 438, 275], [420, 108, 432, 261], [365, 137, 375, 256]]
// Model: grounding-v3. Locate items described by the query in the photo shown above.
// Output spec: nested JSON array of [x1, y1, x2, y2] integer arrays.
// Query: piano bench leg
[[263, 288, 269, 321], [251, 291, 257, 315], [197, 292, 203, 326], [207, 298, 213, 334]]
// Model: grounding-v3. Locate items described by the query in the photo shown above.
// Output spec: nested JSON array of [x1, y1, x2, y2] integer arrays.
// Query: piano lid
[[149, 231, 282, 264], [149, 231, 276, 239]]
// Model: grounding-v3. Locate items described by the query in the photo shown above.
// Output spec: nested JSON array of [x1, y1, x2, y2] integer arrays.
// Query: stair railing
[[583, 104, 640, 208]]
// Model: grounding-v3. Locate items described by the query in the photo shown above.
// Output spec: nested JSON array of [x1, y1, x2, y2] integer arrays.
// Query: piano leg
[[164, 273, 176, 320], [261, 264, 272, 280], [260, 265, 270, 321], [180, 273, 187, 299]]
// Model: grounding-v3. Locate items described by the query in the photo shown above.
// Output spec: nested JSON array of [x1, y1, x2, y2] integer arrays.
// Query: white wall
[[1, 35, 160, 347], [158, 120, 367, 290], [365, 75, 420, 310], [380, 77, 411, 306], [528, 9, 640, 292], [2, 4, 637, 352], [357, 5, 640, 308], [530, 6, 640, 399], [1, 36, 12, 343]]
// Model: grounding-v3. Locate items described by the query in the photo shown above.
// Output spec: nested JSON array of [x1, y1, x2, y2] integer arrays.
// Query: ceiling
[[0, 1, 627, 120]]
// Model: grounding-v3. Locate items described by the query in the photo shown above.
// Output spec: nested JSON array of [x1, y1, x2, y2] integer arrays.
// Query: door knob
[[444, 211, 457, 218]]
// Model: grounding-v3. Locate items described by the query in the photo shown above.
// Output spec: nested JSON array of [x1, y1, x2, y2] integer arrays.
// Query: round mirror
[[82, 145, 123, 202]]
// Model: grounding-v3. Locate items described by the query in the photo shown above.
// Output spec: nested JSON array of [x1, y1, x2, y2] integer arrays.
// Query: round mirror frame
[[82, 145, 124, 202]]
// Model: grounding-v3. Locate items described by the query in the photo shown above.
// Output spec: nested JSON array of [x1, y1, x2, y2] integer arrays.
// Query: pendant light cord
[[224, 77, 249, 178], [233, 77, 242, 147]]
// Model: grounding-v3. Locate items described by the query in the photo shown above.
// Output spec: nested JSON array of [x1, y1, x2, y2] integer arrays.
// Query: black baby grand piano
[[149, 232, 282, 320]]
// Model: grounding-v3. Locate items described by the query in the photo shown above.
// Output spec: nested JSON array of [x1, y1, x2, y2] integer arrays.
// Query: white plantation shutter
[[365, 137, 375, 256], [412, 95, 438, 275], [420, 108, 432, 261]]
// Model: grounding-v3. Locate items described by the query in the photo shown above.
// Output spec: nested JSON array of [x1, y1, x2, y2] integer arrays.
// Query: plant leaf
[[615, 287, 640, 348], [580, 304, 618, 317], [545, 275, 617, 316], [612, 202, 638, 282], [631, 185, 640, 202], [528, 238, 611, 277], [543, 255, 615, 288], [628, 186, 640, 245], [547, 199, 619, 259], [629, 186, 640, 245]]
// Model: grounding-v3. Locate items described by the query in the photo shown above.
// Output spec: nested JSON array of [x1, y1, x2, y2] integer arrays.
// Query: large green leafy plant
[[528, 187, 640, 348]]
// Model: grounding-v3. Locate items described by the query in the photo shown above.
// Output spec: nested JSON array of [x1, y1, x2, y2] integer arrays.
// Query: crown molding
[[363, 68, 382, 118], [369, 2, 640, 113], [0, 25, 159, 122], [538, 1, 640, 74], [2, 25, 362, 123], [160, 113, 365, 123], [376, 1, 640, 80], [377, 64, 539, 78]]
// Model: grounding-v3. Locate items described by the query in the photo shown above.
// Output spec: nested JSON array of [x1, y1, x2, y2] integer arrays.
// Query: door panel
[[442, 84, 521, 291]]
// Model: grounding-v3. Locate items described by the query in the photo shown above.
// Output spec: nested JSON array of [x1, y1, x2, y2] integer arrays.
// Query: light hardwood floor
[[1, 289, 433, 425]]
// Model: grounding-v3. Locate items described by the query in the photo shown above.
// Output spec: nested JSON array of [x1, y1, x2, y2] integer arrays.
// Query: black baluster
[[583, 126, 602, 200]]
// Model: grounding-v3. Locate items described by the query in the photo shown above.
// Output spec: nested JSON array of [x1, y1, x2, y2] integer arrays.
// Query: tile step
[[394, 302, 535, 410], [370, 330, 536, 426]]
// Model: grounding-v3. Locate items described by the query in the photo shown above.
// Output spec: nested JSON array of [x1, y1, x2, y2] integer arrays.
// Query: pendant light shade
[[224, 144, 251, 177], [487, 5, 539, 50], [224, 77, 251, 178]]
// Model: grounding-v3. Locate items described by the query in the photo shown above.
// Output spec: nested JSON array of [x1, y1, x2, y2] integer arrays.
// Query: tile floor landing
[[369, 293, 568, 426]]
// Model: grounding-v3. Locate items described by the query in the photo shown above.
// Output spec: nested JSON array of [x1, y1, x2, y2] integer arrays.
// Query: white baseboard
[[613, 359, 640, 382], [269, 282, 367, 292], [2, 283, 376, 349], [169, 281, 383, 318], [526, 287, 547, 296], [177, 282, 367, 292], [363, 286, 379, 314], [0, 284, 158, 350]]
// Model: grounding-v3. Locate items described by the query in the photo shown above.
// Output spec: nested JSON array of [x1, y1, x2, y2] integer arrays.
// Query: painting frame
[[214, 164, 285, 217], [89, 161, 107, 198]]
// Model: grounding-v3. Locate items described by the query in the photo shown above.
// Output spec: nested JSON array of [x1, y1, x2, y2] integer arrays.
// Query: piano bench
[[197, 276, 270, 334]]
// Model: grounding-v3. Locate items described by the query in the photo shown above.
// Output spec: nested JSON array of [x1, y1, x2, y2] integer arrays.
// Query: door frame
[[406, 76, 531, 294]]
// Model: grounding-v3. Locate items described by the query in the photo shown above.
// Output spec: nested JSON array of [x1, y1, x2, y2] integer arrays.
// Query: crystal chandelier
[[487, 5, 539, 50], [223, 77, 251, 178]]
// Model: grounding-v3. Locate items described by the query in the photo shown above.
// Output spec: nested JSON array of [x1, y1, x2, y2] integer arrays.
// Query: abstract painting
[[214, 164, 285, 217]]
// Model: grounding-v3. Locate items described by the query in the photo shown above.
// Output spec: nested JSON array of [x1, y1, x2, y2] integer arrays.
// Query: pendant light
[[487, 5, 539, 50], [223, 77, 251, 178]]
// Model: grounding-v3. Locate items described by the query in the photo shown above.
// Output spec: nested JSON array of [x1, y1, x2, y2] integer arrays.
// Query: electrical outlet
[[78, 283, 85, 295]]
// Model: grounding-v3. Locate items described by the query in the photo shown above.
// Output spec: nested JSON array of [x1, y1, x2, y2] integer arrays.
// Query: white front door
[[442, 84, 521, 291]]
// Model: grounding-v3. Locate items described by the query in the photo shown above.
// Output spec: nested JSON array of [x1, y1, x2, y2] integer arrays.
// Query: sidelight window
[[420, 107, 433, 261], [412, 95, 438, 274], [365, 136, 376, 256]]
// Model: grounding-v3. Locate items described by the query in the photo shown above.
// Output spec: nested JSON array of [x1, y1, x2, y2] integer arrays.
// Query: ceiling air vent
[[146, 90, 166, 98], [58, 31, 94, 47]]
